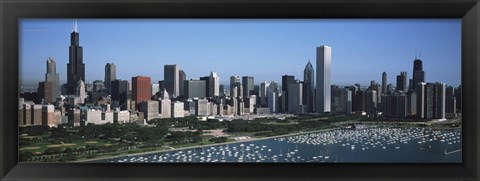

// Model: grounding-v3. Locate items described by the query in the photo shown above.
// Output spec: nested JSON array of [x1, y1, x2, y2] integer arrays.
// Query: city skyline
[[20, 19, 461, 87]]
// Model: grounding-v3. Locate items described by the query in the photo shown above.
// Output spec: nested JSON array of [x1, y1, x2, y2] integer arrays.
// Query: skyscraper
[[184, 79, 207, 99], [230, 76, 241, 96], [45, 57, 59, 100], [382, 72, 387, 94], [365, 89, 377, 115], [209, 71, 220, 97], [416, 82, 426, 119], [260, 81, 270, 107], [139, 100, 159, 121], [417, 82, 446, 119], [281, 75, 295, 92], [331, 85, 352, 114], [159, 89, 172, 118], [76, 80, 86, 104], [287, 81, 303, 113], [455, 85, 462, 113], [38, 81, 53, 103], [446, 86, 456, 114], [267, 82, 279, 113], [303, 61, 315, 113], [396, 71, 407, 92], [200, 76, 210, 97], [281, 75, 295, 113], [432, 82, 446, 119], [316, 45, 331, 113], [179, 70, 186, 97], [164, 64, 179, 97], [67, 20, 85, 95], [242, 76, 254, 98], [382, 92, 407, 118], [111, 79, 129, 110], [105, 63, 116, 94], [412, 58, 426, 90], [219, 84, 225, 97], [151, 83, 160, 96], [132, 76, 151, 109]]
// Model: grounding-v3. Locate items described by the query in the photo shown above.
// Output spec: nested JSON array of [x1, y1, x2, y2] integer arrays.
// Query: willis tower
[[67, 20, 85, 95]]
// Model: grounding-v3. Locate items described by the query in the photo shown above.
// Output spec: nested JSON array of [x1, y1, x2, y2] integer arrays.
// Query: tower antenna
[[73, 19, 77, 32], [419, 50, 422, 59], [415, 49, 417, 59]]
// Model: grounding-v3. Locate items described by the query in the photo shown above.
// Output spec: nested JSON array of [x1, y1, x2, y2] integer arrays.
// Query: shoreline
[[73, 120, 461, 162], [76, 127, 340, 162]]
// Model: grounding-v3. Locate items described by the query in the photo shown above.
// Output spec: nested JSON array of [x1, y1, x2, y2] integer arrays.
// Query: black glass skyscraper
[[67, 21, 85, 95], [303, 61, 315, 113], [412, 58, 425, 90], [281, 75, 295, 113], [382, 72, 387, 94], [164, 64, 179, 97], [111, 80, 129, 110], [105, 63, 116, 94], [396, 71, 407, 92]]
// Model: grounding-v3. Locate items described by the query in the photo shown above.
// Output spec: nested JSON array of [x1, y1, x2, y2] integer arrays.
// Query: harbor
[[92, 126, 462, 163]]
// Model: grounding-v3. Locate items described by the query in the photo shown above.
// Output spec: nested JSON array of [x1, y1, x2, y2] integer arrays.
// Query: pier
[[444, 149, 461, 155]]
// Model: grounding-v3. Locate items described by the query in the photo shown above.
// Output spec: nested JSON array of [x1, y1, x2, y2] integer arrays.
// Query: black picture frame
[[1, 0, 479, 180]]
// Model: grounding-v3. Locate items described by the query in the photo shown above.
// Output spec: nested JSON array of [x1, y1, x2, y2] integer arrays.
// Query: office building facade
[[316, 45, 331, 113], [132, 76, 151, 109], [209, 71, 220, 97], [45, 57, 60, 101], [164, 64, 179, 97], [105, 63, 116, 93], [396, 71, 407, 92], [184, 79, 207, 99], [303, 61, 315, 113], [287, 81, 303, 113], [242, 76, 254, 98]]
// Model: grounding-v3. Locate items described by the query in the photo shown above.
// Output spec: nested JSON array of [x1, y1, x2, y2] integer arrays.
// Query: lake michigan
[[92, 126, 462, 163]]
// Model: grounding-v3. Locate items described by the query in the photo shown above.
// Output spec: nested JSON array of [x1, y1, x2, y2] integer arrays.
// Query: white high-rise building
[[209, 71, 220, 97], [151, 83, 160, 96], [159, 90, 172, 118], [85, 109, 102, 125], [76, 80, 86, 104], [172, 101, 185, 118], [140, 100, 160, 121], [316, 45, 331, 113], [267, 81, 279, 113]]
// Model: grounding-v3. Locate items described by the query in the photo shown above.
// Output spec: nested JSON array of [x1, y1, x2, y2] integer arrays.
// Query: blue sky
[[20, 19, 461, 87]]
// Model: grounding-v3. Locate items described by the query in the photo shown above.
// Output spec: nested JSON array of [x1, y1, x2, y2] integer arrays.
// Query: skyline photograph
[[20, 19, 461, 87], [18, 19, 462, 163]]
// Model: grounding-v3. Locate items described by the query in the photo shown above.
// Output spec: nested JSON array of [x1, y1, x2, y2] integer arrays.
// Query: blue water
[[92, 127, 461, 163]]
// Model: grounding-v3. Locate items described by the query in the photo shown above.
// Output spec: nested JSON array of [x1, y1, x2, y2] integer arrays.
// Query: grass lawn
[[170, 140, 219, 149], [20, 140, 114, 153], [262, 121, 298, 125]]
